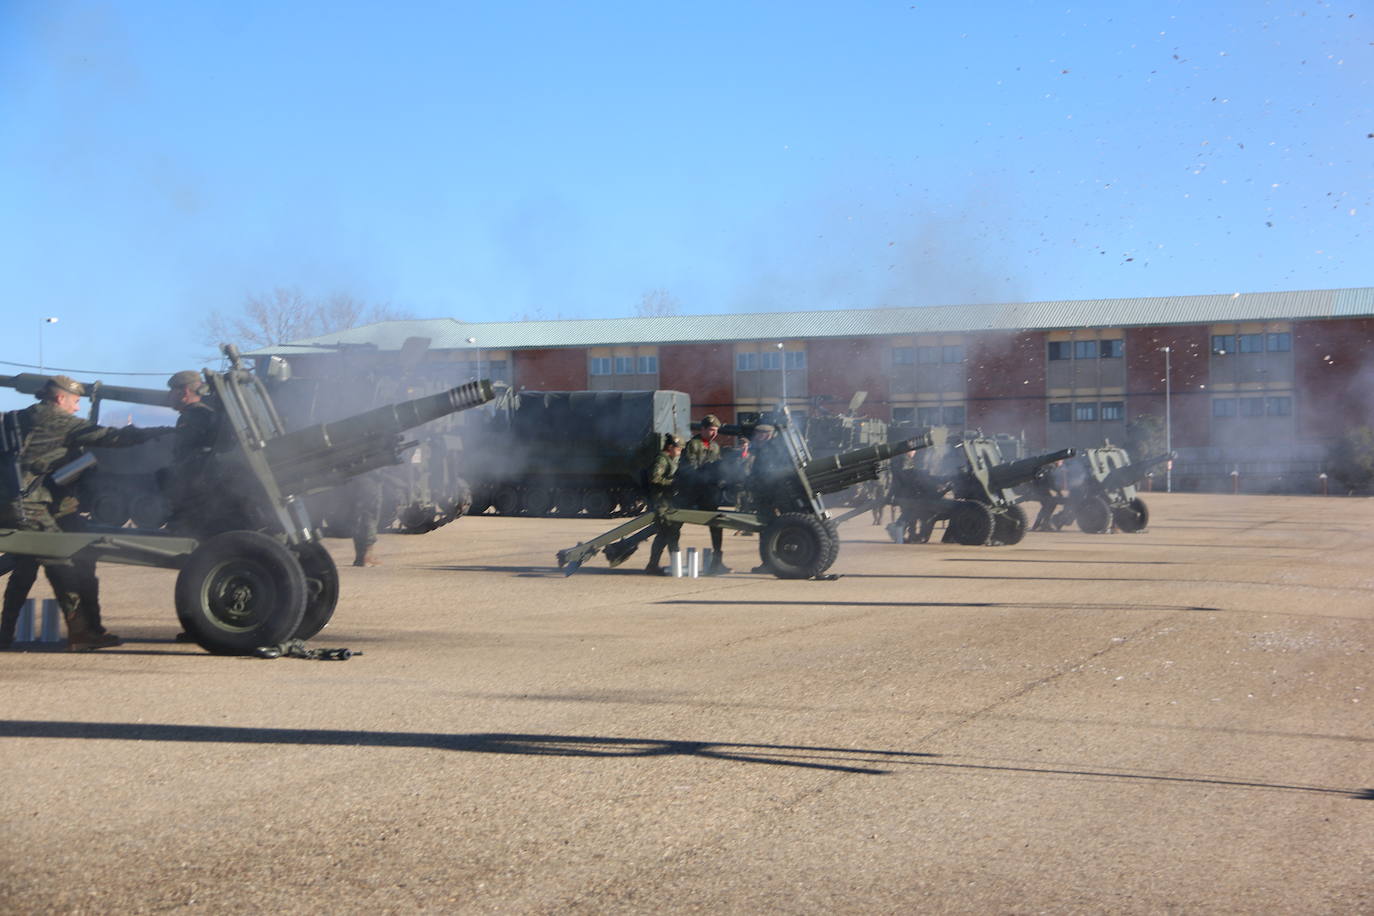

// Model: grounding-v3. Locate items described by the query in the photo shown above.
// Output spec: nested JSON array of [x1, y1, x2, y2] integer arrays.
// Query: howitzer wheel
[[129, 491, 168, 529], [175, 531, 307, 655], [1114, 497, 1149, 533], [551, 489, 582, 516], [992, 503, 1028, 546], [1075, 495, 1112, 534], [758, 513, 838, 579], [292, 541, 339, 640], [90, 490, 130, 527], [944, 500, 995, 546]]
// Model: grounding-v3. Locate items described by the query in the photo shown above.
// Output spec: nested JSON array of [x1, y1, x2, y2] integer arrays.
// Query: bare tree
[[201, 287, 414, 353], [634, 288, 680, 318]]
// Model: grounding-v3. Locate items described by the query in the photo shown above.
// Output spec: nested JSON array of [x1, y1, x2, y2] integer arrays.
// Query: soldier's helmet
[[44, 375, 85, 397], [664, 434, 684, 449], [167, 370, 202, 390], [701, 413, 722, 428]]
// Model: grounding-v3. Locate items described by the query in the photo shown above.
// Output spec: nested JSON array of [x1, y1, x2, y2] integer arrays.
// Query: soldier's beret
[[45, 375, 85, 397], [701, 413, 722, 427], [167, 370, 202, 389], [664, 434, 684, 448]]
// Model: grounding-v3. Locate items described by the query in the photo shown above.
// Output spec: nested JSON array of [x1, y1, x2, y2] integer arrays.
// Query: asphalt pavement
[[1, 493, 1370, 914]]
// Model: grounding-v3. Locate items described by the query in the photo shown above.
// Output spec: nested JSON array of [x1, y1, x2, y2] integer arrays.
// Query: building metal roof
[[249, 287, 1374, 356]]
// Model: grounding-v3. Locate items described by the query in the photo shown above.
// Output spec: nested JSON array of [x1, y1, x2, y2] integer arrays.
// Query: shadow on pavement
[[0, 720, 923, 775], [656, 599, 1221, 612], [4, 720, 1367, 799]]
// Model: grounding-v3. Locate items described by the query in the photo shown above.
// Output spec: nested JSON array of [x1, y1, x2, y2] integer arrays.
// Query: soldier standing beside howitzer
[[681, 414, 730, 575], [0, 376, 173, 651], [644, 434, 684, 575], [1029, 461, 1066, 532], [887, 451, 951, 544], [164, 369, 219, 535]]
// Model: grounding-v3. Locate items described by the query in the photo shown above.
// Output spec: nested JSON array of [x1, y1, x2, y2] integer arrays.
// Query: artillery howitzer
[[1056, 446, 1169, 533], [0, 347, 494, 653], [558, 408, 931, 579], [909, 429, 1074, 546]]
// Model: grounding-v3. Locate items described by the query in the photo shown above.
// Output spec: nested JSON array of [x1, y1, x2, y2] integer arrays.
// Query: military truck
[[907, 428, 1074, 546], [464, 389, 691, 518], [1055, 445, 1169, 533], [557, 406, 930, 579], [0, 346, 494, 654]]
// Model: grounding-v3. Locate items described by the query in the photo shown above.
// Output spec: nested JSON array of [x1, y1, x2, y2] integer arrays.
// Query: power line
[[0, 358, 179, 377]]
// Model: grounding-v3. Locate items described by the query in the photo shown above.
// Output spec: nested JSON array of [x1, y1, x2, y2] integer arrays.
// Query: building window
[[942, 406, 965, 427], [891, 407, 916, 424], [637, 355, 658, 374], [941, 344, 964, 363], [892, 346, 914, 365], [1266, 332, 1292, 353], [917, 346, 941, 364], [736, 352, 757, 372], [1239, 397, 1265, 417], [1100, 339, 1124, 358], [785, 350, 807, 370], [1048, 403, 1072, 422], [917, 407, 942, 426], [1048, 341, 1071, 361], [589, 357, 612, 376], [1100, 401, 1124, 421], [1211, 334, 1235, 355], [613, 356, 634, 375], [1266, 396, 1292, 416], [1213, 398, 1236, 418], [761, 350, 782, 371], [1074, 403, 1097, 422], [1073, 340, 1099, 360], [1237, 333, 1264, 354]]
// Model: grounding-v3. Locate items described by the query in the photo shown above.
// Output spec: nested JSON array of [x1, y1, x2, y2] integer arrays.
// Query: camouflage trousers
[[0, 508, 102, 644]]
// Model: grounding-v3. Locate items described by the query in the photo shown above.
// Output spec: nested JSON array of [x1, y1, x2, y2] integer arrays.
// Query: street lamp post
[[39, 317, 58, 373], [776, 342, 786, 409], [1161, 346, 1172, 493], [466, 336, 481, 381]]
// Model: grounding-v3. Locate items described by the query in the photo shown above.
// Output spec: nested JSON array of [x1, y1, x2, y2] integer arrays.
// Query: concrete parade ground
[[1, 493, 1370, 914]]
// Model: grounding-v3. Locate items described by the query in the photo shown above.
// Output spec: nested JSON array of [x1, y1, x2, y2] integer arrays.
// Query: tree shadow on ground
[[3, 720, 1367, 798]]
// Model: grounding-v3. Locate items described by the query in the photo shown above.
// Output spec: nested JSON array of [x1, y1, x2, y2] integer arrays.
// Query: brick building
[[254, 287, 1374, 491]]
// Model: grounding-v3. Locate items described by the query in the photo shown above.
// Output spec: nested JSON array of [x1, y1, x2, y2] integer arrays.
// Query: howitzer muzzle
[[986, 447, 1077, 492], [802, 435, 931, 496]]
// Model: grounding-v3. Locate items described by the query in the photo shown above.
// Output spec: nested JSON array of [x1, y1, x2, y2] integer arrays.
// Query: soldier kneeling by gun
[[887, 453, 950, 544]]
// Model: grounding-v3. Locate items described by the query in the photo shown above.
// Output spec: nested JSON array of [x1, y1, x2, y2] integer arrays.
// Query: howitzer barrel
[[803, 435, 931, 495], [0, 373, 169, 408], [264, 379, 494, 493], [987, 447, 1077, 491], [1100, 451, 1172, 490]]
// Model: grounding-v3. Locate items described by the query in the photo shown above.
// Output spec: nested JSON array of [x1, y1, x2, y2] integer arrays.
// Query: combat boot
[[706, 555, 731, 576], [68, 632, 123, 652], [353, 544, 381, 567]]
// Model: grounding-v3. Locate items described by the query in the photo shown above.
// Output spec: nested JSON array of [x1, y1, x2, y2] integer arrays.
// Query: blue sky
[[1, 0, 1369, 408]]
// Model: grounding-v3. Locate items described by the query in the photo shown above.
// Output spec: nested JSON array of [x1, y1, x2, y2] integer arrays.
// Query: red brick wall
[[1294, 318, 1374, 437], [1124, 326, 1210, 447], [806, 338, 891, 417], [513, 348, 587, 390], [967, 331, 1048, 447], [659, 343, 736, 418]]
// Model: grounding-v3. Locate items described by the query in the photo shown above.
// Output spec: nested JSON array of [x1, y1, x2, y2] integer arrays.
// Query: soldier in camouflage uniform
[[163, 369, 220, 535], [681, 414, 730, 574], [644, 434, 684, 576], [0, 376, 172, 650]]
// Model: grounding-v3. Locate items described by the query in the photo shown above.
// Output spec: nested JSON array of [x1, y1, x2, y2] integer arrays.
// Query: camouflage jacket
[[11, 402, 170, 509], [648, 452, 679, 513], [682, 435, 720, 470]]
